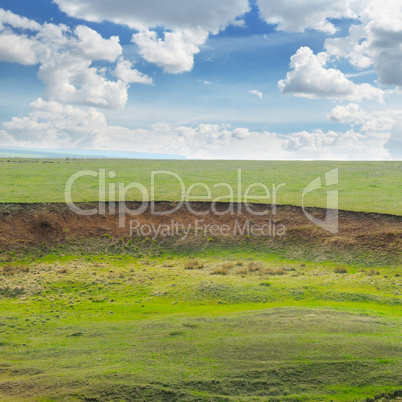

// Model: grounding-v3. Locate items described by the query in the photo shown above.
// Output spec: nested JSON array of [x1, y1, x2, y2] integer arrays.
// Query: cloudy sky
[[0, 0, 401, 160]]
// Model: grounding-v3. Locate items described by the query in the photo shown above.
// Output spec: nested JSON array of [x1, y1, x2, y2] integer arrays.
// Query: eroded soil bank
[[0, 202, 400, 264]]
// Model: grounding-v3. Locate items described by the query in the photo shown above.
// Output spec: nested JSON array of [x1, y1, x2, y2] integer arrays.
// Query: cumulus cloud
[[73, 25, 122, 63], [385, 123, 402, 160], [132, 29, 208, 74], [0, 9, 151, 109], [0, 8, 41, 30], [329, 104, 402, 131], [0, 32, 38, 65], [53, 0, 249, 75], [328, 103, 365, 123], [282, 129, 390, 160], [325, 0, 402, 87], [248, 90, 263, 99], [279, 47, 384, 102], [53, 0, 249, 32], [113, 59, 153, 84], [1, 98, 110, 148], [255, 0, 402, 94], [256, 0, 356, 34], [0, 99, 395, 160], [0, 102, 263, 158], [327, 103, 402, 159]]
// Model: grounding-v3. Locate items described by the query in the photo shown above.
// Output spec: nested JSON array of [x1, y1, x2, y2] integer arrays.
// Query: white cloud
[[329, 104, 402, 132], [0, 99, 395, 160], [113, 59, 153, 84], [325, 1, 402, 87], [255, 0, 402, 92], [0, 8, 41, 31], [282, 129, 390, 160], [0, 9, 151, 109], [248, 90, 263, 99], [0, 32, 38, 65], [328, 103, 365, 123], [385, 123, 402, 160], [132, 29, 208, 74], [256, 0, 356, 34], [73, 25, 122, 63], [53, 0, 249, 33], [279, 47, 384, 102], [1, 98, 109, 148], [53, 0, 249, 75]]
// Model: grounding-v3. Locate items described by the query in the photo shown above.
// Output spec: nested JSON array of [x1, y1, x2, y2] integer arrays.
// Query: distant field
[[0, 159, 401, 215]]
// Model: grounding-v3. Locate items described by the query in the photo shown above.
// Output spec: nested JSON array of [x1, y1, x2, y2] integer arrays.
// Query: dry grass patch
[[265, 267, 286, 276], [248, 261, 264, 272], [184, 260, 204, 270], [210, 267, 229, 275], [334, 267, 348, 274], [32, 209, 59, 232], [0, 264, 29, 275], [234, 267, 249, 275]]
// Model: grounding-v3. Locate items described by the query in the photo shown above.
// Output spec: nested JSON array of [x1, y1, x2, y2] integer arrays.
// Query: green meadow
[[0, 159, 401, 215], [0, 250, 401, 401], [0, 160, 401, 401]]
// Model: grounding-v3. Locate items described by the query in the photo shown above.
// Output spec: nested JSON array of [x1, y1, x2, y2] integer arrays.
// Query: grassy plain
[[0, 160, 401, 401], [0, 159, 401, 215], [0, 250, 401, 401]]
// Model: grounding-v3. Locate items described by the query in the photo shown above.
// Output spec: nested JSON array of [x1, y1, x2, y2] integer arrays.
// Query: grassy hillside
[[0, 159, 401, 215], [0, 160, 400, 401], [0, 250, 400, 401]]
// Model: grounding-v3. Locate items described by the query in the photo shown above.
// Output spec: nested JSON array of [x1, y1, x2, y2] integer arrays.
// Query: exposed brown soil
[[0, 202, 400, 263]]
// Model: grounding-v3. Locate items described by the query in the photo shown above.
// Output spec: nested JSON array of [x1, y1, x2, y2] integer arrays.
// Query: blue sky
[[0, 0, 401, 159]]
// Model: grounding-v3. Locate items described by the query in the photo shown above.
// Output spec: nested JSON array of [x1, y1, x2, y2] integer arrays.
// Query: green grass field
[[0, 160, 401, 401], [0, 159, 401, 215], [0, 250, 401, 401]]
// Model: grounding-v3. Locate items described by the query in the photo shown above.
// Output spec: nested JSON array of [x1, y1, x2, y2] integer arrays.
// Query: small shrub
[[210, 267, 229, 275], [248, 261, 264, 272], [1, 265, 29, 275], [334, 267, 348, 274], [184, 260, 204, 270], [33, 210, 56, 232]]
